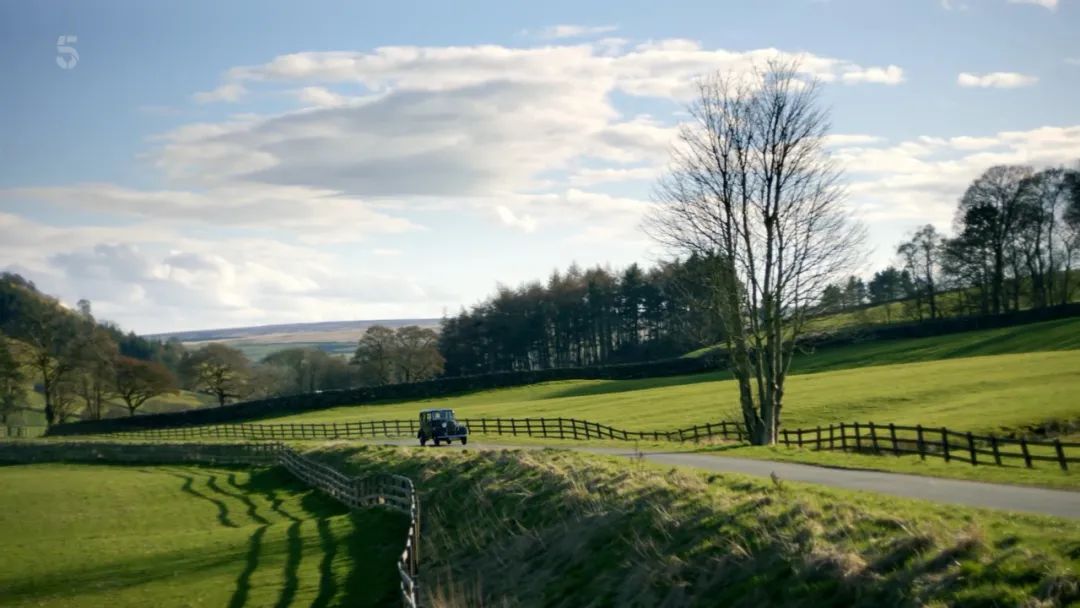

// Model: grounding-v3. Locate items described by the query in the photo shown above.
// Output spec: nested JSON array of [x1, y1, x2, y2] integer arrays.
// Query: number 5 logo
[[57, 35, 79, 69]]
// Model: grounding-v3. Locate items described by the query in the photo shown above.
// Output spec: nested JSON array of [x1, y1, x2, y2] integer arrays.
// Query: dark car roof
[[420, 408, 455, 414]]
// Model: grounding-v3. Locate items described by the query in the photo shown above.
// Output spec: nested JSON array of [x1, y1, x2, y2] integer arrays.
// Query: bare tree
[[351, 326, 398, 386], [647, 60, 864, 445], [114, 356, 177, 416], [19, 304, 81, 425], [181, 343, 250, 406], [955, 165, 1033, 314], [74, 326, 119, 420], [0, 336, 26, 425], [394, 326, 445, 383], [897, 225, 944, 320]]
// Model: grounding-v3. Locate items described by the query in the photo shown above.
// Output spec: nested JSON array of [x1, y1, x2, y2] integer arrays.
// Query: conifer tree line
[[820, 165, 1080, 321], [437, 256, 729, 376]]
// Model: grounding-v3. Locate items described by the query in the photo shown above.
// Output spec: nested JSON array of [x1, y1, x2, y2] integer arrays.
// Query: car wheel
[[461, 437, 467, 446], [419, 435, 427, 447], [433, 437, 441, 446]]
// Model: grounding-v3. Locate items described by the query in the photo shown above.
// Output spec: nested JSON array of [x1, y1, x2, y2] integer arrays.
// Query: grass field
[[0, 463, 405, 607], [253, 318, 1080, 488], [7, 390, 216, 429], [267, 350, 1080, 437], [311, 445, 1080, 606]]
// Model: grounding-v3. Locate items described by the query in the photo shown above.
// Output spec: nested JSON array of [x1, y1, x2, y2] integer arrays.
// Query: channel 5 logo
[[56, 35, 79, 69]]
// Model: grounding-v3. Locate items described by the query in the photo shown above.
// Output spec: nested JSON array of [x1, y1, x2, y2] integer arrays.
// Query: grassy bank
[[0, 463, 405, 607], [310, 445, 1080, 607]]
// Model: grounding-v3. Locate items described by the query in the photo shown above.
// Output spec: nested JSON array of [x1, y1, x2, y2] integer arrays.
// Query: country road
[[369, 439, 1080, 519]]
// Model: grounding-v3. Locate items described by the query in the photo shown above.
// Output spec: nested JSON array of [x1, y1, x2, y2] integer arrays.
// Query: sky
[[0, 0, 1078, 334]]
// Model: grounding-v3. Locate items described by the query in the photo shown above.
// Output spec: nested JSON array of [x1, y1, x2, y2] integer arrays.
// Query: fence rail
[[56, 416, 1078, 472], [0, 440, 423, 607]]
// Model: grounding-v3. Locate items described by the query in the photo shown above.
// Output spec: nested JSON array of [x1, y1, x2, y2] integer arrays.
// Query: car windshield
[[427, 411, 453, 421]]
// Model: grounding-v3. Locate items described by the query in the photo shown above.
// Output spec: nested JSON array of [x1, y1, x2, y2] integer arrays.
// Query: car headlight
[[441, 422, 447, 428]]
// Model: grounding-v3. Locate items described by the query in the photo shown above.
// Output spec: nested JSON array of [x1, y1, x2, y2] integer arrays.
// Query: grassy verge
[[692, 443, 1080, 490], [359, 434, 1080, 490], [0, 463, 405, 607], [308, 444, 1080, 607]]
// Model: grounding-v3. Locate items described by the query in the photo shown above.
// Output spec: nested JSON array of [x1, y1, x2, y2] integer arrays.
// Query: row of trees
[[1, 269, 447, 426], [0, 276, 183, 425], [437, 255, 728, 376], [184, 325, 444, 406], [820, 166, 1080, 322]]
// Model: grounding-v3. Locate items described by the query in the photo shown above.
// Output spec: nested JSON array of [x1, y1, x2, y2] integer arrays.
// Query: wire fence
[[46, 416, 1078, 471]]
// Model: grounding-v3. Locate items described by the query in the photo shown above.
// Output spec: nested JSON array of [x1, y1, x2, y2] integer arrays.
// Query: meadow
[[265, 318, 1080, 438], [0, 463, 404, 607]]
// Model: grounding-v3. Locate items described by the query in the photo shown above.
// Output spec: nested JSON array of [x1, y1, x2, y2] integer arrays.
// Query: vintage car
[[418, 408, 469, 446]]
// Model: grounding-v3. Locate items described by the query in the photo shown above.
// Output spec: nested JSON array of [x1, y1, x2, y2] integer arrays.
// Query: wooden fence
[[775, 421, 1078, 471], [89, 417, 750, 444], [0, 440, 423, 607], [40, 416, 1079, 472]]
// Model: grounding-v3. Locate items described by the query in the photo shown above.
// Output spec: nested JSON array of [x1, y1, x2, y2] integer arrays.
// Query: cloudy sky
[[1, 0, 1077, 334]]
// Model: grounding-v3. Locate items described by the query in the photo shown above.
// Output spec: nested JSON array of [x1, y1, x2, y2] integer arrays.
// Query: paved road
[[370, 439, 1080, 519]]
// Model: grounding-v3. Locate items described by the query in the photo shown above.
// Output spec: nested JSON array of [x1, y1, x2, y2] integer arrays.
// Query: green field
[[7, 389, 216, 430], [0, 463, 405, 607], [253, 318, 1080, 488], [312, 445, 1080, 606], [272, 350, 1080, 434]]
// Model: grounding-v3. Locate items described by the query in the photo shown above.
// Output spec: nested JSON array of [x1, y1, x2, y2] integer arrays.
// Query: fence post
[[840, 423, 847, 451], [571, 419, 579, 441], [941, 428, 950, 463], [869, 422, 879, 453], [888, 423, 898, 456], [853, 422, 861, 451], [1055, 439, 1067, 471], [916, 425, 925, 460], [1020, 438, 1032, 468], [990, 434, 1002, 465], [966, 432, 977, 465]]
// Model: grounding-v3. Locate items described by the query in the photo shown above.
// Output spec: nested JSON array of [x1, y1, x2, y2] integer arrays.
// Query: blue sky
[[0, 0, 1077, 333]]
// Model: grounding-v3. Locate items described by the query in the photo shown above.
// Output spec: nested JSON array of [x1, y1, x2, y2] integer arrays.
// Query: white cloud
[[532, 24, 619, 39], [957, 72, 1038, 88], [569, 166, 656, 186], [841, 65, 904, 85], [296, 86, 346, 107], [834, 125, 1080, 228], [1008, 0, 1058, 9], [0, 213, 452, 333], [823, 134, 886, 147], [192, 82, 247, 103], [4, 38, 914, 331], [1, 183, 420, 243], [494, 205, 537, 232]]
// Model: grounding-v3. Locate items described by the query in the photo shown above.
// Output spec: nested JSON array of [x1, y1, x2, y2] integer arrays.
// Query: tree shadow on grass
[[162, 469, 238, 528], [228, 525, 267, 608]]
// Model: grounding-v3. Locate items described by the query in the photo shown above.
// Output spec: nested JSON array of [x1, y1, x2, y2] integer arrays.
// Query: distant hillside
[[147, 318, 441, 361]]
